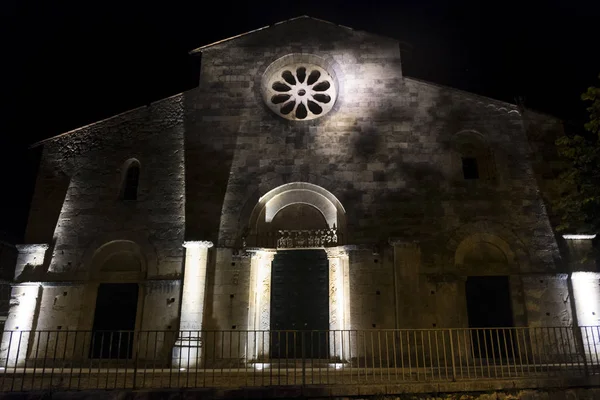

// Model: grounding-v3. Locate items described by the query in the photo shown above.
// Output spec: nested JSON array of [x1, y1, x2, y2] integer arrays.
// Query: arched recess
[[89, 240, 147, 282], [78, 240, 148, 351], [442, 220, 530, 272], [454, 233, 516, 274], [453, 232, 528, 328], [246, 182, 346, 246], [452, 130, 496, 181]]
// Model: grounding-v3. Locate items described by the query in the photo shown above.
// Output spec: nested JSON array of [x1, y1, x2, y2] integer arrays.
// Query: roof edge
[[189, 15, 398, 54], [406, 76, 563, 121], [30, 92, 184, 148], [404, 76, 523, 115]]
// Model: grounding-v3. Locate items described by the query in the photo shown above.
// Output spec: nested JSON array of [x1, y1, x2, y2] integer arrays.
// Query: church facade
[[2, 16, 597, 366]]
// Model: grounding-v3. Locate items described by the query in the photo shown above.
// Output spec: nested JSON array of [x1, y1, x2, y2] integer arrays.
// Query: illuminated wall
[[10, 16, 575, 370], [572, 272, 600, 327]]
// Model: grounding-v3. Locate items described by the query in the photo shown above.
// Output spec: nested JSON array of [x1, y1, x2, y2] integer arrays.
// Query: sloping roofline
[[31, 17, 562, 146], [188, 15, 399, 54]]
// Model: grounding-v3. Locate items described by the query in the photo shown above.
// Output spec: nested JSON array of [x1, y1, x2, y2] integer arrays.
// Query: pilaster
[[389, 239, 421, 329], [247, 249, 276, 360], [325, 246, 351, 360]]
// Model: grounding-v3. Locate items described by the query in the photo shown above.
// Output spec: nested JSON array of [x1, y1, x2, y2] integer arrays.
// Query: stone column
[[326, 247, 351, 361], [172, 240, 213, 368], [247, 249, 275, 361], [389, 239, 421, 329]]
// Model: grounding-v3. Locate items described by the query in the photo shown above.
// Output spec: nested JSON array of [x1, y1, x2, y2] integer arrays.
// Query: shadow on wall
[[207, 84, 519, 249], [182, 91, 241, 242], [344, 88, 517, 248], [16, 240, 57, 282]]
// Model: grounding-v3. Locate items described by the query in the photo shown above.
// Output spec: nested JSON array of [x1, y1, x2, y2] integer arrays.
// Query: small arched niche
[[119, 158, 141, 201], [452, 131, 496, 181], [247, 182, 346, 247]]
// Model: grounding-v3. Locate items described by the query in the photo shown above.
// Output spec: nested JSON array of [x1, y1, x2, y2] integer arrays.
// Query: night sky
[[2, 0, 600, 242]]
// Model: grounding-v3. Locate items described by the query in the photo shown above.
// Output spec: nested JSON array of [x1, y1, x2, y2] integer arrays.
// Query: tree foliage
[[553, 74, 600, 233]]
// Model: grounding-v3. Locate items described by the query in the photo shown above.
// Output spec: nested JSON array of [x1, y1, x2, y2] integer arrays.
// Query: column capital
[[183, 240, 213, 249], [562, 234, 597, 240], [325, 246, 350, 259], [15, 244, 49, 254], [246, 248, 277, 256]]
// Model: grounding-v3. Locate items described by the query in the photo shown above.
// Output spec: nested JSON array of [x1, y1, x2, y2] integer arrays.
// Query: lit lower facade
[[1, 17, 597, 373]]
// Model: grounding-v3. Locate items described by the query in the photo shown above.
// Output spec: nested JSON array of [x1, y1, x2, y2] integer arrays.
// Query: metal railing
[[0, 326, 599, 391]]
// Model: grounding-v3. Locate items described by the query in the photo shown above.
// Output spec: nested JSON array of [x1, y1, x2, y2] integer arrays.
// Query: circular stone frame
[[261, 54, 339, 121]]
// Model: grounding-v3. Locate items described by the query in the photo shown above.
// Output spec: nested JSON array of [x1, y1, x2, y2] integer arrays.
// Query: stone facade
[[1, 17, 594, 366]]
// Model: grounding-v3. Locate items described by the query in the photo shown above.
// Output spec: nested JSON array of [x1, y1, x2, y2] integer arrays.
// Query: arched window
[[454, 132, 496, 181], [120, 159, 140, 200]]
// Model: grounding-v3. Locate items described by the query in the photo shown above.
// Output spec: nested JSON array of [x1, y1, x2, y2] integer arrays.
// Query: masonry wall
[[186, 18, 568, 332], [14, 18, 574, 346], [17, 95, 187, 335]]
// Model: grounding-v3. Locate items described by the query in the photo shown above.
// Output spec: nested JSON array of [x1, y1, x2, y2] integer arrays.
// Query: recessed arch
[[89, 240, 147, 282], [455, 233, 516, 273], [265, 190, 337, 227], [248, 182, 346, 242]]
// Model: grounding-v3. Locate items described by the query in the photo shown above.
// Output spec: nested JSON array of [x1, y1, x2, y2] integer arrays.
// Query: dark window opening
[[462, 157, 479, 180], [122, 163, 140, 200], [90, 283, 139, 359], [466, 276, 515, 359]]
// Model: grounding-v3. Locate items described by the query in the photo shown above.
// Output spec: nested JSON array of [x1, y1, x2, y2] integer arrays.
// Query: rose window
[[264, 64, 337, 121]]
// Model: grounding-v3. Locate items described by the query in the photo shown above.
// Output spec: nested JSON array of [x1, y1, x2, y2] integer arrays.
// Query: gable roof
[[188, 15, 399, 54]]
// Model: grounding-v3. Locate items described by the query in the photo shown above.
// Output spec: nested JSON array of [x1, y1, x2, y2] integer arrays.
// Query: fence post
[[579, 326, 590, 376], [132, 331, 139, 389], [301, 331, 306, 386], [449, 330, 456, 381]]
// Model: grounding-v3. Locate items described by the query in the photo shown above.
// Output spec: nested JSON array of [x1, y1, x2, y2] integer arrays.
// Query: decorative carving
[[277, 227, 338, 248], [329, 257, 339, 328], [264, 63, 337, 121]]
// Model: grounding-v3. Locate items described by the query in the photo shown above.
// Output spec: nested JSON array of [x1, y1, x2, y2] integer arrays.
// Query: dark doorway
[[466, 276, 515, 359], [90, 283, 139, 359], [270, 250, 329, 359]]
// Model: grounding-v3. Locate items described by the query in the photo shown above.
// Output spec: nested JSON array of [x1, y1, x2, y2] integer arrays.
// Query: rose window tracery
[[263, 63, 337, 121]]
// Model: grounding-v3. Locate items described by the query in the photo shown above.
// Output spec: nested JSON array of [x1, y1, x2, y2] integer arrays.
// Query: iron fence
[[0, 326, 599, 391]]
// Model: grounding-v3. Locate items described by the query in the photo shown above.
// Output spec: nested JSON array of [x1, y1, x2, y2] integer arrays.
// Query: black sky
[[2, 0, 600, 241]]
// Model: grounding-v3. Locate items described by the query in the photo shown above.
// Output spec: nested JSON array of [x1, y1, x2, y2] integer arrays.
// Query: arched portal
[[246, 183, 351, 361], [455, 233, 520, 359], [87, 240, 146, 359]]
